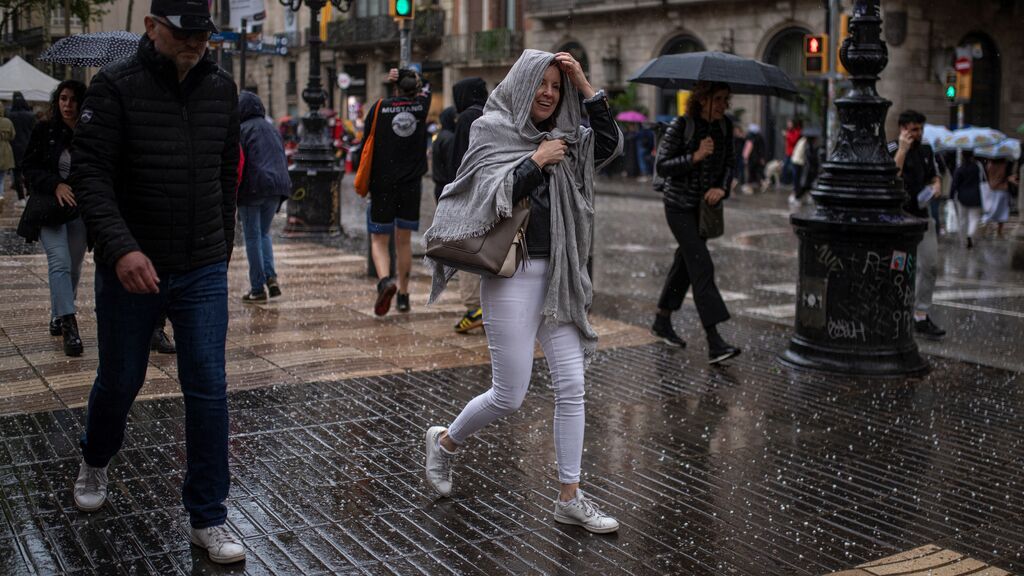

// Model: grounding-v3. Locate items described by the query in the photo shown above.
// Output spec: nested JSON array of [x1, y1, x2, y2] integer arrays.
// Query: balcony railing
[[445, 29, 523, 65], [11, 26, 45, 46], [526, 0, 613, 13], [326, 9, 444, 50]]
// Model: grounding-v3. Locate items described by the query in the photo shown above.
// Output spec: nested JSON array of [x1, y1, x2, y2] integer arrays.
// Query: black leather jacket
[[657, 115, 734, 211], [511, 93, 621, 257]]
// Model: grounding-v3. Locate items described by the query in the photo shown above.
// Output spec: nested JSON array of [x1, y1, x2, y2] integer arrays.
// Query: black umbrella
[[38, 31, 141, 68], [629, 51, 800, 97]]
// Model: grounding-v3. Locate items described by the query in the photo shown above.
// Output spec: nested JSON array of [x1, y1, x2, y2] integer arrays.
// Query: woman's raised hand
[[554, 52, 595, 99], [532, 138, 568, 167]]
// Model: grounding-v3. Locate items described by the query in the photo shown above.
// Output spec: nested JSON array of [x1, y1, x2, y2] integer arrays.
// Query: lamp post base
[[282, 164, 342, 237], [778, 208, 930, 377]]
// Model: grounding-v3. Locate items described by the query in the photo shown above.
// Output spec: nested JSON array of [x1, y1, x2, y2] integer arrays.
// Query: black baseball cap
[[150, 0, 218, 32]]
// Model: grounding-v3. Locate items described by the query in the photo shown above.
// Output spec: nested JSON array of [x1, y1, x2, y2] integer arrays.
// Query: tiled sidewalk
[[0, 238, 652, 416]]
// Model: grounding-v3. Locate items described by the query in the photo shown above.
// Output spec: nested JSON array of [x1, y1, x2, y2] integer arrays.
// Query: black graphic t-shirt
[[365, 87, 432, 189]]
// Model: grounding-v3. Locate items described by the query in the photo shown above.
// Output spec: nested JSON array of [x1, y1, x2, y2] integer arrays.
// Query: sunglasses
[[154, 17, 211, 42]]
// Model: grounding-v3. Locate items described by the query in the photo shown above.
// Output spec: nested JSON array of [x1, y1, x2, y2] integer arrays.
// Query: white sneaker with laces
[[190, 524, 246, 564], [553, 489, 620, 534], [424, 426, 453, 496], [73, 462, 108, 512]]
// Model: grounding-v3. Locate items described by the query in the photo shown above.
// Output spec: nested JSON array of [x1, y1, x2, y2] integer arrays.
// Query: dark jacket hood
[[10, 93, 30, 111], [239, 90, 266, 123], [439, 106, 457, 132], [453, 77, 487, 113]]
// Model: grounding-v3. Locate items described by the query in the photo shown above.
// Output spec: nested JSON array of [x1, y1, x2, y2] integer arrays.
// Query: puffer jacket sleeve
[[220, 90, 240, 254], [71, 73, 140, 265], [23, 123, 62, 196], [656, 116, 695, 178]]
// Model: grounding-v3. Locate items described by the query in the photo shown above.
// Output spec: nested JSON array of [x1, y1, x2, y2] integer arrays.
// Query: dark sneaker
[[374, 277, 397, 316], [266, 277, 282, 298], [454, 307, 483, 333], [151, 329, 176, 354], [241, 290, 268, 303], [914, 316, 946, 339], [651, 315, 686, 348], [49, 317, 63, 336], [708, 344, 741, 365], [396, 293, 410, 313], [966, 237, 973, 249]]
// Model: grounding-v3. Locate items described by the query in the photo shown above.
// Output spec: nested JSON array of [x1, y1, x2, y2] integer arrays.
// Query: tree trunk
[[126, 0, 133, 32]]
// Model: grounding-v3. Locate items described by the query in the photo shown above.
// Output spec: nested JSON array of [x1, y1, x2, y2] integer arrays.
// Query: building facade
[[523, 0, 1024, 156]]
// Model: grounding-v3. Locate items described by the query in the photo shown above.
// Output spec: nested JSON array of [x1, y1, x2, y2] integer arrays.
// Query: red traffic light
[[805, 35, 823, 55]]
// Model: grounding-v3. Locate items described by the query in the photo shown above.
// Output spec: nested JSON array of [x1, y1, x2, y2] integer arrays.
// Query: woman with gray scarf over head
[[422, 50, 623, 533]]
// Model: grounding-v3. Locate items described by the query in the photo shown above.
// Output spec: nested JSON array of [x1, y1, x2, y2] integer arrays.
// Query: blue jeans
[[81, 260, 230, 528], [39, 218, 87, 318], [238, 199, 278, 293]]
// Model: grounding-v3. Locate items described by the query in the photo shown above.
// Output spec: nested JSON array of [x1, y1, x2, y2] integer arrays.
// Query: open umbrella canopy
[[975, 138, 1021, 161], [615, 110, 647, 123], [923, 124, 952, 148], [937, 127, 1007, 151], [38, 31, 141, 68], [629, 51, 799, 97]]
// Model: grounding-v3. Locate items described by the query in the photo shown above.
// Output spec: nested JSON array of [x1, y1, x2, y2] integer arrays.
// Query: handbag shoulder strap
[[368, 99, 382, 139]]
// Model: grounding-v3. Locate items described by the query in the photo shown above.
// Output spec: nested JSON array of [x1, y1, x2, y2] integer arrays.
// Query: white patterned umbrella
[[936, 127, 1007, 151], [38, 31, 141, 68], [922, 124, 952, 148], [975, 138, 1021, 161]]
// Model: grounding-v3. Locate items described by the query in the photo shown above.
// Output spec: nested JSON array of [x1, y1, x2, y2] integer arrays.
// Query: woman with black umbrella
[[650, 80, 741, 364]]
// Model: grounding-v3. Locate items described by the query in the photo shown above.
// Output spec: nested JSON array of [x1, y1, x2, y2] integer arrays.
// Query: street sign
[[954, 56, 972, 72], [211, 31, 240, 42], [337, 72, 351, 90]]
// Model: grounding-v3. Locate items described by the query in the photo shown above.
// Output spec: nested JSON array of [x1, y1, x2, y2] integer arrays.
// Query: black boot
[[150, 328, 177, 354], [49, 317, 63, 336], [706, 325, 740, 365], [61, 314, 83, 357], [651, 313, 686, 348]]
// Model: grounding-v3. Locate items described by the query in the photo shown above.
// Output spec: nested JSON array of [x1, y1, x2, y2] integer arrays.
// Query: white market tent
[[0, 56, 60, 102]]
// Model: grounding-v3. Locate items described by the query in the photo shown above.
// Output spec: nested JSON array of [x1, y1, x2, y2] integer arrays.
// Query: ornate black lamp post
[[779, 0, 929, 375], [277, 0, 353, 236]]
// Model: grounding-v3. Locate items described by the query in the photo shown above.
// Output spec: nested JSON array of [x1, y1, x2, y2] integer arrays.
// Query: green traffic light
[[946, 85, 956, 99], [395, 0, 411, 16]]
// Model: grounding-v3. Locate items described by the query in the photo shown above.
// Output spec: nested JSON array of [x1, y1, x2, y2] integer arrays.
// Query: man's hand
[[55, 183, 76, 207], [693, 137, 714, 163], [705, 187, 726, 206], [115, 251, 160, 294], [898, 128, 914, 152], [388, 68, 399, 83]]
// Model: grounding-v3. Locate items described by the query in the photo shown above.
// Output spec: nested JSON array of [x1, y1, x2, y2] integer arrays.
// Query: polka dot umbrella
[[38, 31, 142, 68]]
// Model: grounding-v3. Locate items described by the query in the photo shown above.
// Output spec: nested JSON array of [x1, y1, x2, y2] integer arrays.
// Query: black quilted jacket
[[70, 36, 239, 272], [656, 115, 734, 211]]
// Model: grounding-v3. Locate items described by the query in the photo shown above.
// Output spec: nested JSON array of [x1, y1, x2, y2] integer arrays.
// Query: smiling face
[[58, 88, 79, 127], [145, 15, 210, 79], [702, 88, 731, 121], [530, 64, 562, 125]]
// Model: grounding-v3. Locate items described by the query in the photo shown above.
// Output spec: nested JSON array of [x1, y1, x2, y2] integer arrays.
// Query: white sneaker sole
[[73, 495, 106, 512], [190, 534, 246, 564], [553, 512, 620, 534], [708, 349, 741, 365]]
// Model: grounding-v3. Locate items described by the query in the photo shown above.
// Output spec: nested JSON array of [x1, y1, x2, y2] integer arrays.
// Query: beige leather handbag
[[425, 201, 530, 278]]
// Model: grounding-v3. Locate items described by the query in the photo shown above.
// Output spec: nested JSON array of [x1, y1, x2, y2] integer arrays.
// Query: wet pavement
[[0, 181, 1022, 575]]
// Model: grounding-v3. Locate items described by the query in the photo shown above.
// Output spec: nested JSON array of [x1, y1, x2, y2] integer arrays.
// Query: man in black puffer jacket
[[68, 0, 244, 565]]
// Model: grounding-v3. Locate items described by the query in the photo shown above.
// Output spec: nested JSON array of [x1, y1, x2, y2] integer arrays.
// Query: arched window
[[557, 41, 589, 75], [763, 27, 814, 160], [953, 33, 1000, 129], [658, 35, 704, 118]]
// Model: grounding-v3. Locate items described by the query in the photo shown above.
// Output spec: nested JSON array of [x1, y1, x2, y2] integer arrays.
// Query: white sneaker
[[73, 462, 108, 512], [424, 426, 453, 496], [553, 489, 620, 534], [190, 524, 246, 564]]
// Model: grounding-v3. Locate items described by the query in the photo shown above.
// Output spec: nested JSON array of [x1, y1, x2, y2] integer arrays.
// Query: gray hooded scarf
[[425, 49, 619, 362]]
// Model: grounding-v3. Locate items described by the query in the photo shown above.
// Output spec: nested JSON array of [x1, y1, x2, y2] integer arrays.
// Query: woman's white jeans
[[957, 202, 983, 239], [446, 259, 586, 484]]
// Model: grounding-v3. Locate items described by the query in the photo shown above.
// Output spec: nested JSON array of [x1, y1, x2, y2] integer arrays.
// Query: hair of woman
[[49, 79, 87, 123], [684, 81, 730, 119]]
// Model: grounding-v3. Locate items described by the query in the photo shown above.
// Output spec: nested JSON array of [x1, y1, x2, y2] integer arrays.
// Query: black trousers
[[657, 207, 731, 329]]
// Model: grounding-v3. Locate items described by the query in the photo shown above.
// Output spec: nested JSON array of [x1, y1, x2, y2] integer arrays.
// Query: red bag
[[354, 100, 381, 197]]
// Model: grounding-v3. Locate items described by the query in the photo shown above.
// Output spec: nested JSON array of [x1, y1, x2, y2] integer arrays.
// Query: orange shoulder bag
[[354, 100, 381, 197]]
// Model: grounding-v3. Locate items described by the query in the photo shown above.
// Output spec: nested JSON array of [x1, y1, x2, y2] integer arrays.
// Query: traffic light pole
[[399, 17, 412, 68], [826, 0, 840, 151]]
